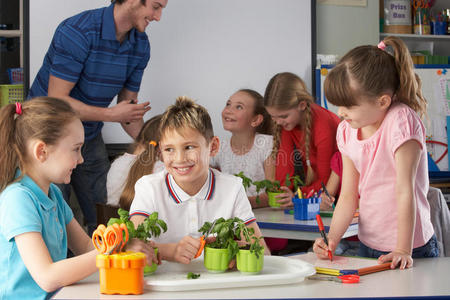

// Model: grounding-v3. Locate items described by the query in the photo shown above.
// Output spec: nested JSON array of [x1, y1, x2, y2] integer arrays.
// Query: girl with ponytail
[[264, 72, 340, 206], [106, 114, 164, 210], [313, 37, 438, 269]]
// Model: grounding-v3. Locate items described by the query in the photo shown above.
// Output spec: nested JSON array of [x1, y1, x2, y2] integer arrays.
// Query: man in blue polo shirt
[[29, 0, 168, 234]]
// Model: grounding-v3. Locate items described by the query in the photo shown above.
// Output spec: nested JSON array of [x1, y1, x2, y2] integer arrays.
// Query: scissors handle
[[338, 275, 360, 284], [194, 235, 206, 258], [92, 224, 107, 253], [104, 224, 121, 254], [117, 223, 129, 252]]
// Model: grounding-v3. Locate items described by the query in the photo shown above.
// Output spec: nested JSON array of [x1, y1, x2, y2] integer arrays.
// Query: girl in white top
[[211, 89, 275, 208], [106, 114, 164, 210]]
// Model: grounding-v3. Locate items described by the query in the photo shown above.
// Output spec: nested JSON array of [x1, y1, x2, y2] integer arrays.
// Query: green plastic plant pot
[[236, 249, 264, 274], [143, 248, 158, 275], [268, 191, 282, 207], [204, 246, 230, 273]]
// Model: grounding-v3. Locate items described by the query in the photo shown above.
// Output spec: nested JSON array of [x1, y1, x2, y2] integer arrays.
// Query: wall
[[30, 0, 314, 143], [316, 1, 379, 59]]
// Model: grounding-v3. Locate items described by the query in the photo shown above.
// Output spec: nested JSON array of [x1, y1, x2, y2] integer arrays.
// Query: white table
[[52, 256, 450, 299], [254, 208, 358, 240]]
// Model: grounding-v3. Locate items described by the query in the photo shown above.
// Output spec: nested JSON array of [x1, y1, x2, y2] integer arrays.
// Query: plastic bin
[[96, 251, 146, 295], [0, 84, 24, 107], [292, 196, 321, 220]]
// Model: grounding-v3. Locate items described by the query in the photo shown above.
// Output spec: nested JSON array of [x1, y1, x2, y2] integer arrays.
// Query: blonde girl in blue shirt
[[0, 97, 156, 300]]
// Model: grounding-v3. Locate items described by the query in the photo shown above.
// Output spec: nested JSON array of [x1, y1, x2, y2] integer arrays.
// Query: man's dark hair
[[114, 0, 146, 5]]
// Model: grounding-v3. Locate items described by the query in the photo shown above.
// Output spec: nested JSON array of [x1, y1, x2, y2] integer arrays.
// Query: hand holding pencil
[[313, 215, 337, 261]]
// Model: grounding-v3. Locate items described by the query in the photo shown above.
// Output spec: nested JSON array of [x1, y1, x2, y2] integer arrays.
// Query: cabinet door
[[0, 0, 22, 84]]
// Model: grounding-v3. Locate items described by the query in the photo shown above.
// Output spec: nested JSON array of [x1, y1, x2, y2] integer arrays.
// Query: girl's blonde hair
[[324, 36, 427, 118], [159, 96, 214, 142], [238, 89, 274, 135], [119, 114, 162, 210], [264, 72, 316, 186], [0, 97, 78, 192]]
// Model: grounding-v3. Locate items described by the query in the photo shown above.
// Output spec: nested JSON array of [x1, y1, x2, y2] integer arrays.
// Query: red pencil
[[316, 214, 333, 261], [306, 189, 315, 198]]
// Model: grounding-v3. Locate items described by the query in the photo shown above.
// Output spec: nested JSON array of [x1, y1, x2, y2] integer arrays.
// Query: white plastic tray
[[145, 256, 315, 291]]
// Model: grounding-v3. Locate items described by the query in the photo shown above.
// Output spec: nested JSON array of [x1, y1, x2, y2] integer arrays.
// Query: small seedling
[[235, 172, 303, 204], [187, 272, 201, 279]]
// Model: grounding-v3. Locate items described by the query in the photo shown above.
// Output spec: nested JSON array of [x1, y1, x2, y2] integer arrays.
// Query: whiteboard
[[30, 0, 314, 143]]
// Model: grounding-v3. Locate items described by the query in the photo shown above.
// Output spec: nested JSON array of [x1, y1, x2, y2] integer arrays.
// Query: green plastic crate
[[0, 84, 24, 107]]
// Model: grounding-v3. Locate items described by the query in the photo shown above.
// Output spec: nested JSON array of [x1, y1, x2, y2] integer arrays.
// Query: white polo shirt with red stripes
[[130, 168, 256, 244]]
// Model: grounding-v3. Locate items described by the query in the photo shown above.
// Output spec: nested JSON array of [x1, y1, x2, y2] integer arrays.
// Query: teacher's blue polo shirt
[[29, 3, 151, 140], [0, 175, 73, 300]]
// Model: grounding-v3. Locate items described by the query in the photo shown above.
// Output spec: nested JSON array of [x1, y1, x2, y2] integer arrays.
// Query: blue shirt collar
[[102, 2, 136, 43], [18, 172, 56, 211]]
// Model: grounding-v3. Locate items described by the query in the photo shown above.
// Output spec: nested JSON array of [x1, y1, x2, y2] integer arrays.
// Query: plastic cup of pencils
[[292, 196, 321, 220]]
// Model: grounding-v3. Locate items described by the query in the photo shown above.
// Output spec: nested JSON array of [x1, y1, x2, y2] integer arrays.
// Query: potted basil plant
[[236, 173, 303, 208], [199, 217, 251, 273], [108, 208, 167, 275], [236, 235, 265, 274]]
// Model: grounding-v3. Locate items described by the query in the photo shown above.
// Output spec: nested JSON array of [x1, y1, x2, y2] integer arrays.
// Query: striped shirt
[[29, 3, 150, 140]]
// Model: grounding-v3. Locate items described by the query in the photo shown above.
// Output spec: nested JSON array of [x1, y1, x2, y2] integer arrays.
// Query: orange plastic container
[[96, 251, 146, 295]]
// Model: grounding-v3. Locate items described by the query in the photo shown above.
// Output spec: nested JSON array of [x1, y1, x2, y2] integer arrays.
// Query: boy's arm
[[378, 139, 420, 269], [154, 236, 201, 264], [246, 222, 271, 255], [130, 215, 201, 264]]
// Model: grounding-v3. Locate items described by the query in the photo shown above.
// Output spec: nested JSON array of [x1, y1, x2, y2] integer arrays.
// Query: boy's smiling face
[[159, 127, 219, 196]]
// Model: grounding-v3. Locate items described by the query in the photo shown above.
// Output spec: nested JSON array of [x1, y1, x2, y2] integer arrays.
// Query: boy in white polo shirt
[[130, 96, 269, 264]]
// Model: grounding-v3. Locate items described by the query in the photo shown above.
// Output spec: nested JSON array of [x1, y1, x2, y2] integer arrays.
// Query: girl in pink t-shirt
[[313, 36, 438, 269]]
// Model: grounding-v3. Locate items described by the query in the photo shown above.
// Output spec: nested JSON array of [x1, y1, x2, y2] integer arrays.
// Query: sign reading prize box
[[384, 0, 412, 34]]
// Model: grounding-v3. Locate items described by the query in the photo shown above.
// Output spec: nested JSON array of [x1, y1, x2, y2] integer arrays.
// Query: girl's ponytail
[[383, 36, 427, 118], [0, 104, 21, 191], [303, 102, 315, 186]]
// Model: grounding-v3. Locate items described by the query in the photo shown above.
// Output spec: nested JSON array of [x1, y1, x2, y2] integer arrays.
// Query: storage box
[[0, 84, 24, 107], [96, 251, 146, 295], [7, 68, 23, 84], [292, 197, 321, 220]]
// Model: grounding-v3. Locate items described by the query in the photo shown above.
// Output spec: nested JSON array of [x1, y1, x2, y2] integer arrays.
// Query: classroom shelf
[[380, 32, 450, 41]]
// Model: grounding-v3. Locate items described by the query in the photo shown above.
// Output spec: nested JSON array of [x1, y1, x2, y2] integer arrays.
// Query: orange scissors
[[194, 220, 217, 258], [92, 223, 129, 255], [309, 274, 360, 284]]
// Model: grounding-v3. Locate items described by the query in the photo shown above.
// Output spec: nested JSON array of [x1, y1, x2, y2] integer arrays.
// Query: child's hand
[[378, 250, 413, 270], [276, 186, 295, 208], [320, 194, 335, 210], [174, 236, 201, 264], [126, 238, 161, 266], [313, 237, 337, 260]]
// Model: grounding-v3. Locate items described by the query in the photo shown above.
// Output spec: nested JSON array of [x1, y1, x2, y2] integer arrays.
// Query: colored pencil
[[357, 262, 391, 276], [321, 182, 335, 209], [315, 214, 333, 261]]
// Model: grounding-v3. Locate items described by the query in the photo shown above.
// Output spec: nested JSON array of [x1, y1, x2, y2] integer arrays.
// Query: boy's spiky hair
[[159, 96, 214, 142]]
